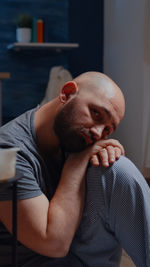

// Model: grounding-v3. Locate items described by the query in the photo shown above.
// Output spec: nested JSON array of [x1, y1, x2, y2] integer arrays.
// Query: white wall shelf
[[7, 42, 79, 53]]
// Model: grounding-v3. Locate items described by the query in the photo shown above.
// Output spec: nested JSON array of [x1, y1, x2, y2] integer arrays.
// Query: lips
[[80, 131, 93, 145]]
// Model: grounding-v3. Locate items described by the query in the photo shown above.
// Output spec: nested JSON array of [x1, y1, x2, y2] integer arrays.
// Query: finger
[[114, 142, 125, 155], [113, 142, 124, 155], [90, 154, 100, 166], [99, 148, 109, 167], [115, 147, 121, 160], [106, 145, 116, 164], [96, 139, 125, 155]]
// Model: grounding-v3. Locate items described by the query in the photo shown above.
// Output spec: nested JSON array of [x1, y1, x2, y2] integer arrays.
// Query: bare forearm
[[47, 180, 85, 253], [46, 153, 89, 254]]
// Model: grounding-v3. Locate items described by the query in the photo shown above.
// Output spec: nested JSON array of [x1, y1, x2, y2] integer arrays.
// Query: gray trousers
[[71, 156, 150, 267]]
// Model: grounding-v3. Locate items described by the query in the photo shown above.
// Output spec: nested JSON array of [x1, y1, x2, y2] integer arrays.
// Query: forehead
[[78, 76, 116, 98], [79, 86, 111, 105]]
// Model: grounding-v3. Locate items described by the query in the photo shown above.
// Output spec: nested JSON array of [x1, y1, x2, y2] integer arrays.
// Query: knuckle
[[107, 145, 113, 150], [99, 148, 106, 153], [115, 147, 121, 154], [92, 145, 102, 154]]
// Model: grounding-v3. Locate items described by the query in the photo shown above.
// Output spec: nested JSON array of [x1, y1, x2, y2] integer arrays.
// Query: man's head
[[54, 71, 125, 153]]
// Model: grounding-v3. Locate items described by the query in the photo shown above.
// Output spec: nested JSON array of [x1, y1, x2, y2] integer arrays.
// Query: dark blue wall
[[69, 0, 104, 77], [0, 0, 104, 125], [0, 0, 69, 124]]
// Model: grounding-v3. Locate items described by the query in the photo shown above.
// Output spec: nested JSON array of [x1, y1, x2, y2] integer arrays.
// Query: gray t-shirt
[[0, 108, 63, 266]]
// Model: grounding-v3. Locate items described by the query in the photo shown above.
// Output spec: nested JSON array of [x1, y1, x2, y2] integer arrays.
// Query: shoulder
[[0, 108, 37, 150]]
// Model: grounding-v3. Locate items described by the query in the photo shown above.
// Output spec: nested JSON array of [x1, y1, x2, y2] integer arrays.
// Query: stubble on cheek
[[53, 99, 94, 152], [53, 115, 87, 152]]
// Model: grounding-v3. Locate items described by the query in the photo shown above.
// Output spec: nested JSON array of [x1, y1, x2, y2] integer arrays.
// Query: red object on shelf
[[37, 19, 44, 43]]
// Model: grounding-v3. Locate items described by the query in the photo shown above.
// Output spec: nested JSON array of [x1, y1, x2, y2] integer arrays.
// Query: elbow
[[44, 228, 73, 258], [56, 246, 69, 258], [45, 239, 70, 258], [52, 240, 70, 258]]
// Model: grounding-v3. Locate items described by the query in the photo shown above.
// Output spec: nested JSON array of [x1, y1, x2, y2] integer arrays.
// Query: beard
[[53, 99, 88, 153]]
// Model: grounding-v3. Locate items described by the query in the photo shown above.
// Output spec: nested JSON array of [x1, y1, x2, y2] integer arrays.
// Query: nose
[[89, 125, 105, 141]]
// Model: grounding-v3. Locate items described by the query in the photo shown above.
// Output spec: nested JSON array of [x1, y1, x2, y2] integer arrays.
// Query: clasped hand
[[89, 139, 125, 167]]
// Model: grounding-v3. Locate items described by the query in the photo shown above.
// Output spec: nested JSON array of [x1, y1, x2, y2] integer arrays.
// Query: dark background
[[0, 0, 104, 124]]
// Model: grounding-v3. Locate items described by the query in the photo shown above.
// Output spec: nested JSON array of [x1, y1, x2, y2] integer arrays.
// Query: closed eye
[[103, 126, 114, 138], [104, 126, 110, 135]]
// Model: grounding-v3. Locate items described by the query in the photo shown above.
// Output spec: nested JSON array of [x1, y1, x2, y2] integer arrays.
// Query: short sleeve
[[0, 153, 42, 201]]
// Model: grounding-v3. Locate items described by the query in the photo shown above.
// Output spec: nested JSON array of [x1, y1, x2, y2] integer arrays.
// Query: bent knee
[[98, 156, 150, 198], [87, 156, 148, 192], [112, 156, 146, 186]]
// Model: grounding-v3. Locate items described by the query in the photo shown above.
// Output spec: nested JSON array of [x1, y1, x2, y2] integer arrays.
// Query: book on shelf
[[32, 17, 37, 42], [37, 19, 44, 43], [32, 18, 44, 43]]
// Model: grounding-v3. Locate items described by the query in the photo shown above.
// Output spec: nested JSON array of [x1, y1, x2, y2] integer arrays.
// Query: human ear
[[59, 81, 78, 104]]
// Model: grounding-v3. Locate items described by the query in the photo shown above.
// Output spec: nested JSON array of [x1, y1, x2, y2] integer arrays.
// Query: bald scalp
[[74, 72, 118, 97]]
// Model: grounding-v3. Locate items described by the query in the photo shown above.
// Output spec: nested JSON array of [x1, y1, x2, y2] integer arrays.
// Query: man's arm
[[0, 145, 99, 258], [0, 139, 124, 258]]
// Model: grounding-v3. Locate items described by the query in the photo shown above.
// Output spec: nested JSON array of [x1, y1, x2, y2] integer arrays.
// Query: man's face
[[54, 91, 121, 153]]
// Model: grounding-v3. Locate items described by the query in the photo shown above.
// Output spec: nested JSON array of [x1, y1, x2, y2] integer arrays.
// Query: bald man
[[0, 71, 150, 267]]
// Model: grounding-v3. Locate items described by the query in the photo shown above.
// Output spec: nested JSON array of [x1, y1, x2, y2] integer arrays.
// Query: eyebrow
[[92, 105, 117, 131]]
